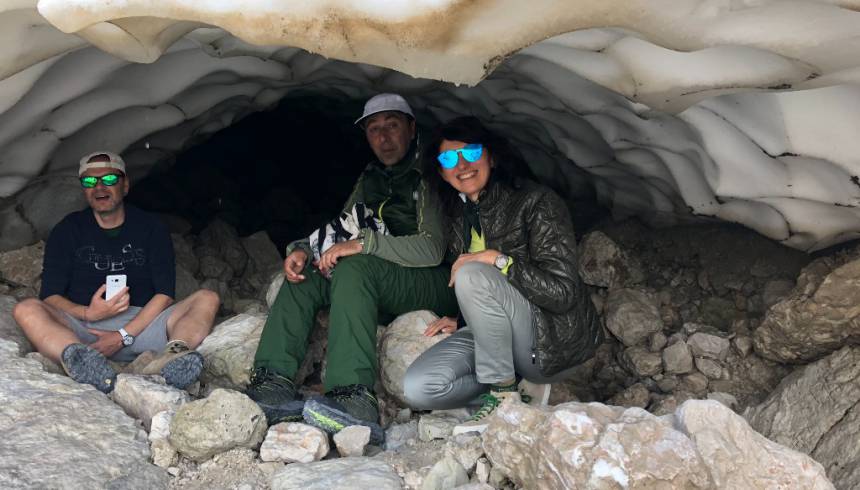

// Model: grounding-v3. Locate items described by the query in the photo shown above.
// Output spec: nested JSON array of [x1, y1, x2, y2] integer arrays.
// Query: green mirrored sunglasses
[[80, 174, 122, 188]]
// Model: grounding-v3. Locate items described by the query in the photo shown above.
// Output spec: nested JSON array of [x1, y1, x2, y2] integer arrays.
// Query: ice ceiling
[[1, 0, 860, 252]]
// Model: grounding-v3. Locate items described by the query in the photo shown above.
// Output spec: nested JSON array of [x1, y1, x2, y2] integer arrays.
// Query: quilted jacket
[[446, 179, 603, 376]]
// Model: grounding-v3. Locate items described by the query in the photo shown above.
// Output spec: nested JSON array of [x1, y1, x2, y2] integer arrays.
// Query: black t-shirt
[[39, 204, 176, 307]]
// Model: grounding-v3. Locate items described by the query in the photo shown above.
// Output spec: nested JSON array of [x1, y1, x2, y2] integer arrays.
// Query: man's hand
[[449, 249, 500, 287], [87, 284, 130, 321], [423, 316, 458, 336], [316, 240, 362, 275], [87, 328, 124, 357], [284, 250, 309, 284]]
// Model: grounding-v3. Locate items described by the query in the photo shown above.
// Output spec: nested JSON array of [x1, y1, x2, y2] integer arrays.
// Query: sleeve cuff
[[501, 256, 514, 276], [359, 229, 376, 255]]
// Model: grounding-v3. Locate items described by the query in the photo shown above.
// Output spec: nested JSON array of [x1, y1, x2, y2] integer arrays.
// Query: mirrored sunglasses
[[437, 143, 483, 169], [80, 174, 122, 188]]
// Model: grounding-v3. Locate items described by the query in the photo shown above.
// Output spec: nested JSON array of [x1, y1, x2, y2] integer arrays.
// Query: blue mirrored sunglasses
[[437, 143, 483, 169]]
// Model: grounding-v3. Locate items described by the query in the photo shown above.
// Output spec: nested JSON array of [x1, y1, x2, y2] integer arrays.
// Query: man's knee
[[330, 254, 380, 286], [12, 298, 45, 327], [193, 289, 220, 311]]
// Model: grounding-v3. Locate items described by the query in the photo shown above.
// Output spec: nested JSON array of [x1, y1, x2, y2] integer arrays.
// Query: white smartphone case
[[106, 274, 127, 300]]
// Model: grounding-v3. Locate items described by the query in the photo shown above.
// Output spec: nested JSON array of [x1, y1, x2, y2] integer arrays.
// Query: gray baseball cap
[[78, 151, 126, 177], [354, 93, 415, 126]]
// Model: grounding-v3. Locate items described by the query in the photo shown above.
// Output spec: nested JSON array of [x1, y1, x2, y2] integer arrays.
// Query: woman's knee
[[402, 363, 455, 410], [453, 262, 497, 300]]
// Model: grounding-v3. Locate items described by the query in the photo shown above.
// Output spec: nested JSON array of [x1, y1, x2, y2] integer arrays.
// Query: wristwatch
[[494, 253, 511, 270], [118, 327, 135, 346]]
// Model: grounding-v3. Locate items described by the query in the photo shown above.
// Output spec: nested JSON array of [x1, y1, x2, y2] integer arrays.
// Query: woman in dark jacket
[[402, 116, 602, 434]]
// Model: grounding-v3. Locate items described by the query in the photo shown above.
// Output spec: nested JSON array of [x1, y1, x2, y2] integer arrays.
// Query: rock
[[171, 233, 199, 274], [0, 295, 32, 354], [197, 313, 266, 389], [169, 388, 267, 461], [0, 338, 167, 488], [754, 256, 860, 363], [453, 484, 493, 490], [241, 231, 283, 278], [379, 310, 452, 405], [24, 351, 63, 374], [149, 410, 179, 468], [699, 296, 738, 331], [0, 205, 35, 252], [418, 412, 461, 442], [199, 254, 234, 281], [385, 420, 418, 451], [446, 432, 484, 473], [260, 422, 330, 463], [201, 277, 234, 313], [334, 425, 371, 457], [707, 392, 738, 410], [0, 241, 43, 288], [483, 400, 710, 488], [687, 332, 730, 361], [475, 457, 491, 483], [604, 288, 664, 346], [266, 272, 284, 307], [620, 345, 662, 376], [694, 357, 724, 380], [656, 375, 678, 393], [17, 176, 87, 242], [732, 335, 753, 357], [677, 400, 832, 488], [662, 340, 694, 374], [175, 264, 200, 302], [201, 219, 248, 277], [577, 231, 645, 288], [648, 331, 667, 352], [111, 374, 191, 430], [680, 372, 709, 394], [420, 456, 469, 490], [763, 279, 795, 308], [607, 382, 650, 408], [745, 346, 860, 489], [271, 457, 403, 490]]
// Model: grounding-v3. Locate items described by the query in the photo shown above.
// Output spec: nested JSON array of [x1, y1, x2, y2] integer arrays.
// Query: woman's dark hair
[[421, 116, 535, 216]]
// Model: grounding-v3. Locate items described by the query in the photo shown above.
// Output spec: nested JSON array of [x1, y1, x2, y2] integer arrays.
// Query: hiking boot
[[518, 379, 551, 406], [61, 343, 117, 394], [140, 340, 203, 389], [246, 367, 305, 424], [452, 390, 521, 436], [302, 384, 384, 445]]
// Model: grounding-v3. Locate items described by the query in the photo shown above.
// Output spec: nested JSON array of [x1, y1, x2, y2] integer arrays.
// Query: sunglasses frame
[[80, 173, 123, 188], [437, 143, 483, 169]]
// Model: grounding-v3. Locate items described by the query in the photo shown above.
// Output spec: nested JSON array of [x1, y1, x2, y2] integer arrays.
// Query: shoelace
[[327, 385, 378, 409], [469, 393, 501, 421], [249, 368, 293, 394]]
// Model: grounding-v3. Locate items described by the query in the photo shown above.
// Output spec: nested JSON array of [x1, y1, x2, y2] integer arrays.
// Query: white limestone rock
[[149, 409, 179, 468], [271, 457, 403, 490], [578, 231, 645, 288], [745, 346, 860, 489], [0, 338, 167, 488], [334, 425, 371, 457], [0, 295, 31, 354], [260, 422, 330, 463], [418, 412, 461, 442], [266, 272, 285, 308], [419, 456, 469, 490], [604, 288, 664, 346], [379, 310, 452, 405], [169, 388, 267, 462], [111, 373, 191, 430], [677, 400, 833, 489], [445, 432, 485, 473], [196, 313, 265, 389]]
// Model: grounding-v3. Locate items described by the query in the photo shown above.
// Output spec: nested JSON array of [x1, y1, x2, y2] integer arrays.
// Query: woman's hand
[[423, 316, 458, 336], [448, 249, 501, 286]]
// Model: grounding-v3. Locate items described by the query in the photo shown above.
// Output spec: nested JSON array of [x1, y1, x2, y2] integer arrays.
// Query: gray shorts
[[62, 305, 177, 362]]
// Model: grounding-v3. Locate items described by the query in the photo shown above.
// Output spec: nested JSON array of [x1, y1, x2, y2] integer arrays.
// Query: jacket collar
[[458, 178, 506, 208]]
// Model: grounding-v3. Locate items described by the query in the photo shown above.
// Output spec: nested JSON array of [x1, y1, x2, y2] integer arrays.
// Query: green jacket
[[287, 141, 445, 267]]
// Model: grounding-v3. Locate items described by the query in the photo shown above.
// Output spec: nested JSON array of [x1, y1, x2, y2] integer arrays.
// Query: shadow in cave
[[127, 95, 372, 254]]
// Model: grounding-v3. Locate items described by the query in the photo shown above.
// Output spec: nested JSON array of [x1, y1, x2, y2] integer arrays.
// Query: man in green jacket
[[247, 94, 457, 443]]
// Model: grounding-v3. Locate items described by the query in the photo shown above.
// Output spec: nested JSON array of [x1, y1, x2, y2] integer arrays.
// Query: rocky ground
[[1, 217, 858, 489]]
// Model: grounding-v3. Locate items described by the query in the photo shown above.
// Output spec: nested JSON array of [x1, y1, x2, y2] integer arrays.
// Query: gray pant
[[62, 305, 176, 362], [403, 262, 575, 410]]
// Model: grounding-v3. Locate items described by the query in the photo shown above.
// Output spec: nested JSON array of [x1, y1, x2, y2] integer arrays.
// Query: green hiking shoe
[[452, 390, 521, 436], [302, 384, 384, 444], [246, 367, 305, 424]]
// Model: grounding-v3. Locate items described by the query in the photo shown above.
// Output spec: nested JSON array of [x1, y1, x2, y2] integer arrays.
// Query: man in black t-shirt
[[13, 152, 221, 393]]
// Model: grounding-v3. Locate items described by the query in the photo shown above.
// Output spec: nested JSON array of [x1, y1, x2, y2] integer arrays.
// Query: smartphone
[[106, 274, 127, 300]]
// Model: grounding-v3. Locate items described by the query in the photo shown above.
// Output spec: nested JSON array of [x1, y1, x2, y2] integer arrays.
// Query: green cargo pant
[[254, 254, 458, 390]]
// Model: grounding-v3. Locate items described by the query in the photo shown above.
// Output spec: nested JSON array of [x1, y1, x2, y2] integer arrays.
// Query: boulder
[[0, 204, 36, 252], [16, 176, 87, 242], [688, 332, 730, 361], [0, 338, 167, 488], [604, 288, 664, 346], [745, 346, 860, 489], [663, 340, 693, 374], [171, 233, 199, 275], [607, 382, 650, 408], [577, 231, 645, 289], [199, 254, 234, 281], [0, 295, 32, 354], [110, 374, 191, 430], [271, 457, 403, 490], [420, 456, 469, 490], [333, 425, 371, 457], [260, 422, 330, 463], [754, 256, 860, 363], [241, 230, 283, 278], [149, 410, 179, 468], [200, 218, 248, 277], [169, 388, 267, 461], [197, 313, 266, 389], [379, 310, 452, 405], [0, 241, 43, 288], [175, 263, 200, 301], [620, 345, 663, 377]]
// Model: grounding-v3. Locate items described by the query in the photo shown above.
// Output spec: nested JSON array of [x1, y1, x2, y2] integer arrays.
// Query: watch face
[[123, 335, 134, 346], [495, 254, 508, 269]]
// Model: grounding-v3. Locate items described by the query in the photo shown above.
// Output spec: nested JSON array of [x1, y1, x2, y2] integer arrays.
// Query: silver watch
[[494, 253, 510, 270], [118, 327, 135, 346]]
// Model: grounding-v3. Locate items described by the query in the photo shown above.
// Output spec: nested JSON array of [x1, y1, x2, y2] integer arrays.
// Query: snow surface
[[1, 1, 859, 251]]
